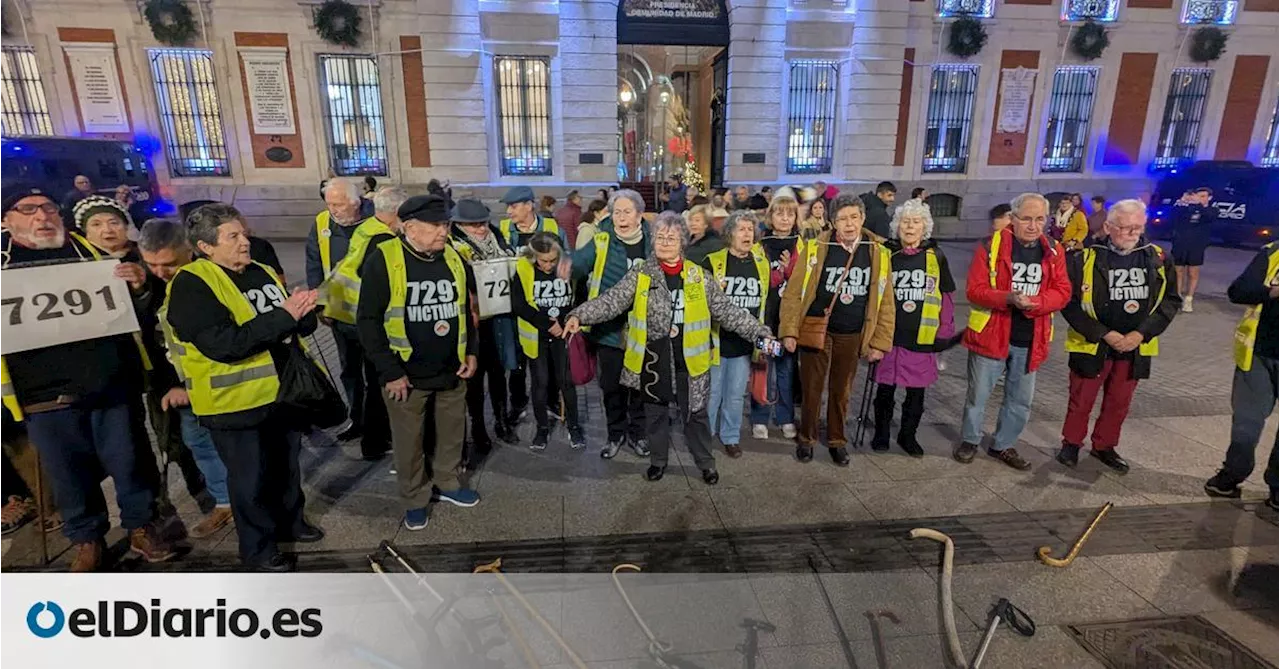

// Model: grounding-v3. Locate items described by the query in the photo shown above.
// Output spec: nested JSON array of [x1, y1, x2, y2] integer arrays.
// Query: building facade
[[2, 0, 1277, 237]]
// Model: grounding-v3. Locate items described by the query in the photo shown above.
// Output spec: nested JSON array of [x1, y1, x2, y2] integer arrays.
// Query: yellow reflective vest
[[378, 238, 468, 365], [908, 248, 945, 346], [500, 216, 559, 250], [706, 245, 769, 365], [320, 217, 393, 324], [1064, 246, 1165, 358], [1234, 243, 1280, 372], [623, 262, 713, 377], [315, 211, 334, 273], [514, 257, 542, 360], [169, 259, 284, 417], [967, 229, 1005, 334], [795, 240, 891, 317]]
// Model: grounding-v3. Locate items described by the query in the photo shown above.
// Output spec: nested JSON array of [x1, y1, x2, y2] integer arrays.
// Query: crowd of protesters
[[1, 171, 1273, 574]]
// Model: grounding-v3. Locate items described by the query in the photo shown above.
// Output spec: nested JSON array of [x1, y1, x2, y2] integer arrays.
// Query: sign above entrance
[[618, 0, 729, 46]]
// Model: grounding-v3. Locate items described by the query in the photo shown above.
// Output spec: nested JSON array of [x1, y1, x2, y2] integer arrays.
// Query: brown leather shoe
[[129, 525, 178, 563], [70, 540, 105, 573], [724, 444, 743, 458], [988, 447, 1033, 471], [189, 507, 234, 539]]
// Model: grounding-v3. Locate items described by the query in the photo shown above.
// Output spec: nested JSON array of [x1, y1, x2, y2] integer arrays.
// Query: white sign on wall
[[63, 43, 130, 133], [1, 260, 140, 355], [240, 47, 296, 135], [997, 67, 1039, 135]]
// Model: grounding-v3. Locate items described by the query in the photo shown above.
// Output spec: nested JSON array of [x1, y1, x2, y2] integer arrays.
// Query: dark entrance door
[[709, 49, 728, 189]]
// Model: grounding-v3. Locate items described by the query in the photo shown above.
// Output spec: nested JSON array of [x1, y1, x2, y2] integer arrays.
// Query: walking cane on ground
[[852, 362, 879, 449]]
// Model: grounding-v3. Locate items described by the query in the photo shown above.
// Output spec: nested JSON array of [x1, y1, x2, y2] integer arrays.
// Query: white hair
[[1010, 192, 1050, 215], [1106, 198, 1147, 226], [609, 188, 646, 215], [890, 199, 935, 240], [372, 186, 408, 215], [324, 177, 361, 202]]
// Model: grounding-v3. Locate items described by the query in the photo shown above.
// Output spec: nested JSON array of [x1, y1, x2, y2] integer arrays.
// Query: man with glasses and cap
[[1, 183, 176, 571]]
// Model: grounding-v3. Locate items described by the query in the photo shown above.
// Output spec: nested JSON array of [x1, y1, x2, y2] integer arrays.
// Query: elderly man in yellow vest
[[167, 203, 326, 572], [1057, 199, 1181, 474], [1204, 241, 1279, 509], [356, 195, 480, 532]]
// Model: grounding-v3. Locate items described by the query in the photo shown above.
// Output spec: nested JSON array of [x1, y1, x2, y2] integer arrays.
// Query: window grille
[[1181, 0, 1238, 24], [1154, 68, 1212, 169], [1261, 104, 1279, 169], [1, 46, 53, 137], [495, 56, 552, 176], [786, 60, 838, 175], [1041, 67, 1099, 173], [937, 0, 994, 18], [148, 48, 230, 176], [1062, 0, 1119, 21], [922, 65, 979, 174], [927, 194, 961, 218], [318, 54, 388, 176]]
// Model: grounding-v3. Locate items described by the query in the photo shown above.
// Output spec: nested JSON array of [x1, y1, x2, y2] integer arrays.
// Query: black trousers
[[143, 389, 206, 508], [209, 417, 306, 565], [466, 319, 509, 442], [597, 345, 645, 443], [872, 384, 925, 446], [334, 324, 390, 456], [509, 351, 530, 413], [645, 371, 716, 470], [531, 336, 579, 430]]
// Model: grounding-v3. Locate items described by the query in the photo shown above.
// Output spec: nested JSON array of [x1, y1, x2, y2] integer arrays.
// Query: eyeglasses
[[10, 202, 59, 216], [654, 235, 682, 246], [834, 216, 862, 225], [1015, 215, 1047, 225], [1110, 225, 1144, 235]]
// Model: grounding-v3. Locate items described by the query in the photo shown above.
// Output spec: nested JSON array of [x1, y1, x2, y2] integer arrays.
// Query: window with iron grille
[[926, 193, 961, 218], [923, 65, 979, 173], [494, 56, 552, 176], [1, 46, 53, 137], [937, 0, 994, 18], [1041, 66, 1099, 173], [1180, 0, 1238, 24], [1154, 68, 1212, 169], [1261, 104, 1279, 168], [318, 54, 388, 176], [148, 48, 229, 177], [786, 60, 838, 175], [1062, 0, 1119, 21]]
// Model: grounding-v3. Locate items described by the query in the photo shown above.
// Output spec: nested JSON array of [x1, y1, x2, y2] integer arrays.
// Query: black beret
[[397, 194, 450, 224]]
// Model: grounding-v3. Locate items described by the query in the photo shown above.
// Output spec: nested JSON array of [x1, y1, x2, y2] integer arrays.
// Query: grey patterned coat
[[569, 257, 772, 413]]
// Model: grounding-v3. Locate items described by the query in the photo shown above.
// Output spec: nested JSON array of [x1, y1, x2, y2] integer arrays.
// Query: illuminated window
[[786, 60, 838, 175], [494, 56, 552, 176], [1062, 0, 1119, 21], [1261, 105, 1279, 168], [148, 48, 230, 176], [937, 0, 994, 18], [318, 54, 387, 176], [1, 46, 53, 137], [1181, 0, 1238, 24], [1154, 68, 1212, 169], [1041, 67, 1099, 173], [923, 64, 979, 174]]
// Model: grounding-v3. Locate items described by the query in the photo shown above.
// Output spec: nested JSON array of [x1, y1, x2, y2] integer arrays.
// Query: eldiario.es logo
[[26, 599, 322, 639]]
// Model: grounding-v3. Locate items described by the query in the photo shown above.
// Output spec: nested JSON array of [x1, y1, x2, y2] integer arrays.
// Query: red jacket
[[963, 232, 1071, 371]]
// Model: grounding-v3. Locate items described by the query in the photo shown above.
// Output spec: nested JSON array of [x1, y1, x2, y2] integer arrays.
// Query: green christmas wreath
[[144, 0, 199, 47], [946, 17, 987, 59], [313, 0, 363, 48], [1070, 20, 1109, 62], [1189, 27, 1228, 63]]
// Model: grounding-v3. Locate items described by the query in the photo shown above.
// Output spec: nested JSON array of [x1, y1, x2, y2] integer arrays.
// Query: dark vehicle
[[0, 135, 172, 225], [1147, 160, 1279, 248]]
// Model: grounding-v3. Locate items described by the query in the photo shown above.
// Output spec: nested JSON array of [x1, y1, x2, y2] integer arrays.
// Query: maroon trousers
[[1062, 357, 1139, 451]]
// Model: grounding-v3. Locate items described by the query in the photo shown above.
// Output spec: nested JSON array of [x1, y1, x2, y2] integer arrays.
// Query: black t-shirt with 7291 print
[[805, 243, 871, 335], [1008, 242, 1044, 348]]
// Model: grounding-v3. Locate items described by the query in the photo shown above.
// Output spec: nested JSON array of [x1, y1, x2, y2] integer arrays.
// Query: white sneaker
[[781, 423, 798, 439], [751, 424, 768, 439], [1181, 296, 1193, 313]]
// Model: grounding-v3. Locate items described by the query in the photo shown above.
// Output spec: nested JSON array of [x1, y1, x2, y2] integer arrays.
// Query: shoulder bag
[[796, 244, 856, 350]]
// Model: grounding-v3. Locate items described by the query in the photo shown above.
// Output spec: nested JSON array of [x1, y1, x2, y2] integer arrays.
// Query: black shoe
[[285, 523, 325, 543], [505, 407, 528, 427], [795, 444, 814, 463], [870, 438, 890, 452], [724, 444, 743, 458], [829, 447, 850, 467], [953, 442, 979, 463], [898, 437, 924, 459], [1204, 470, 1242, 498], [1090, 449, 1129, 475], [702, 469, 719, 485], [249, 552, 296, 572], [988, 447, 1032, 471], [1268, 490, 1278, 511], [1057, 443, 1081, 468], [568, 425, 587, 450], [337, 425, 363, 442], [531, 428, 549, 452], [646, 465, 665, 481], [361, 446, 389, 461], [629, 437, 651, 457], [494, 421, 519, 445]]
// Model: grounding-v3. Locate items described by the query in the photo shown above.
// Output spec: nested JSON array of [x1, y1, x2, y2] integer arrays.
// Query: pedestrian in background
[[1171, 186, 1217, 313]]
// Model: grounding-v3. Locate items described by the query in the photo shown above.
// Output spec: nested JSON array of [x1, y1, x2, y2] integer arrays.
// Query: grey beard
[[15, 229, 65, 250]]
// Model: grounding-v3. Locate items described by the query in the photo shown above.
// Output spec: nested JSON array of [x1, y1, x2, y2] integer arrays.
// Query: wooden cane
[[1037, 501, 1113, 568]]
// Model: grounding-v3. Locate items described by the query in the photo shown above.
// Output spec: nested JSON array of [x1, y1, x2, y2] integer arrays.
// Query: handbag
[[750, 357, 776, 406], [796, 245, 857, 350], [567, 333, 596, 386], [276, 340, 348, 428]]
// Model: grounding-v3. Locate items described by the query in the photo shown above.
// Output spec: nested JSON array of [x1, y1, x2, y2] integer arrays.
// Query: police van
[[1147, 161, 1278, 248], [0, 136, 169, 225]]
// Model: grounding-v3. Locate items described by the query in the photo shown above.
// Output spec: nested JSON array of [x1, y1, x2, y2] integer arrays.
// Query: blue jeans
[[25, 401, 156, 543], [961, 347, 1036, 452], [750, 351, 795, 427], [178, 407, 230, 507], [1222, 356, 1278, 493], [708, 356, 752, 445]]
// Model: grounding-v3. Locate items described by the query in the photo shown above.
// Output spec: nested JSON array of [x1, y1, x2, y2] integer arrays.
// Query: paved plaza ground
[[4, 240, 1277, 668]]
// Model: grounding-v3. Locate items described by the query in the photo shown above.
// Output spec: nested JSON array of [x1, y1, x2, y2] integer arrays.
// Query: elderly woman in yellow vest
[[167, 203, 326, 572], [1058, 199, 1181, 475], [870, 199, 958, 458], [564, 212, 775, 485], [778, 194, 896, 467]]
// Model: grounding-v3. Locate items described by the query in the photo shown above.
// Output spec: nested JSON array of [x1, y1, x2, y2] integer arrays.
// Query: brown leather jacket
[[778, 230, 896, 355]]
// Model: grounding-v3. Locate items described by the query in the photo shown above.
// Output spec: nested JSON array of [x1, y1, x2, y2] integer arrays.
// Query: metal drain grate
[[1069, 616, 1276, 669]]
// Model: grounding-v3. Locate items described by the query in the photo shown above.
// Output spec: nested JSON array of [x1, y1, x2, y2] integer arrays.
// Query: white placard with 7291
[[1, 260, 141, 354]]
